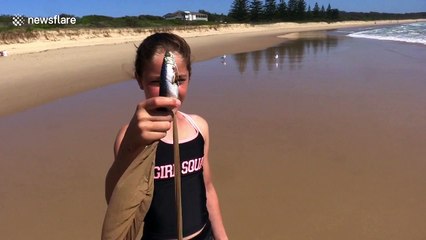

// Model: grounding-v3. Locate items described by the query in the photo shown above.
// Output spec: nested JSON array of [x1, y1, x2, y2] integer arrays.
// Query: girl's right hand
[[125, 96, 181, 148], [106, 96, 180, 203]]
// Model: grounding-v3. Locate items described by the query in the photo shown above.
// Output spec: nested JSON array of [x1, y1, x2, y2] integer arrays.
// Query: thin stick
[[172, 112, 183, 240]]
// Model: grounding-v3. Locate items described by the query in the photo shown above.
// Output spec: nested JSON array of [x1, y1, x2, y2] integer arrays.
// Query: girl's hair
[[134, 32, 192, 80]]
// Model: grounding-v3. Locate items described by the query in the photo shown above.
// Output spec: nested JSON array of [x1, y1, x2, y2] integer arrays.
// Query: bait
[[160, 50, 179, 98], [159, 50, 183, 240]]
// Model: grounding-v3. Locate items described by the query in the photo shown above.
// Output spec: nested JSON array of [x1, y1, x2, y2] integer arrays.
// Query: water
[[347, 21, 426, 45]]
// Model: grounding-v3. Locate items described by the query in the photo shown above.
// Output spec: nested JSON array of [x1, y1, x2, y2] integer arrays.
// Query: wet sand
[[1, 27, 426, 239], [1, 20, 422, 117], [186, 34, 426, 239], [0, 32, 281, 117]]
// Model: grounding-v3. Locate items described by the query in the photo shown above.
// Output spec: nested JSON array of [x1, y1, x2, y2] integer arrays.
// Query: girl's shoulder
[[181, 112, 209, 138]]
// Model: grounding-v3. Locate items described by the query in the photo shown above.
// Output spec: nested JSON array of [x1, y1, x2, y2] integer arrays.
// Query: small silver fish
[[159, 50, 184, 240], [160, 51, 179, 98]]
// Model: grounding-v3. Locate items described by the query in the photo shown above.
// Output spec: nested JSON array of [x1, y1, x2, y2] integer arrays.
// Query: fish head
[[160, 50, 179, 98]]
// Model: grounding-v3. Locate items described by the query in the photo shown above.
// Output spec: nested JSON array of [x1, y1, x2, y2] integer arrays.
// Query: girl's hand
[[126, 96, 181, 148], [106, 96, 180, 203]]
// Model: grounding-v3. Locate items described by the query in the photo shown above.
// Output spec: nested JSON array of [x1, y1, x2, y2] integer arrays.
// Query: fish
[[160, 50, 179, 98], [159, 49, 184, 240]]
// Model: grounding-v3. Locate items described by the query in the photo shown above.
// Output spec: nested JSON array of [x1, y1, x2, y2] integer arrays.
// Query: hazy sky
[[2, 0, 425, 17]]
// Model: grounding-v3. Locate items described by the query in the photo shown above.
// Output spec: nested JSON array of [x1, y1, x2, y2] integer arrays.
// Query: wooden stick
[[172, 112, 183, 240]]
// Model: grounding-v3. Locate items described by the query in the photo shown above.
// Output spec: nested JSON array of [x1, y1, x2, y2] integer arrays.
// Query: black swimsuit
[[142, 114, 209, 239]]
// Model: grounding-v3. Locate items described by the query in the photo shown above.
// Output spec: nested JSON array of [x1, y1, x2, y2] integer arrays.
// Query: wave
[[348, 22, 426, 45]]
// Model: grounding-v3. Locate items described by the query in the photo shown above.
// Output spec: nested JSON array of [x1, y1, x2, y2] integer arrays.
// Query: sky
[[1, 0, 425, 17]]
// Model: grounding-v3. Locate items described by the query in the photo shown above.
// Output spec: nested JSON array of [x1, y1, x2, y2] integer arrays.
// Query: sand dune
[[1, 20, 421, 56]]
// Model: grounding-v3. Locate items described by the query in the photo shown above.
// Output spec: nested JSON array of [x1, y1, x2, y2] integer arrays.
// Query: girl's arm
[[105, 97, 180, 203], [192, 115, 229, 240], [102, 98, 180, 240]]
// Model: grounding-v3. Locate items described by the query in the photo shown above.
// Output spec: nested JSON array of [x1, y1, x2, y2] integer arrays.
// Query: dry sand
[[1, 20, 417, 56], [0, 20, 421, 117]]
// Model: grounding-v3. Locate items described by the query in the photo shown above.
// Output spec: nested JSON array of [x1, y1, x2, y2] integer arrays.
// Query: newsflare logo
[[11, 14, 77, 26], [12, 14, 25, 26]]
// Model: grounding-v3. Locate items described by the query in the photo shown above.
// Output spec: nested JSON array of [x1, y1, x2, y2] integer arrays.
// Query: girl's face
[[140, 51, 190, 103]]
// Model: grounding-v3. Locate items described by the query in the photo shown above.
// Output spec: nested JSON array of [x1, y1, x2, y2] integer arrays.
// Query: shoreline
[[0, 19, 423, 117], [1, 20, 422, 56]]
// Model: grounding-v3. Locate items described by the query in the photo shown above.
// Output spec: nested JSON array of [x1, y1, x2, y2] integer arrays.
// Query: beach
[[0, 20, 420, 117], [1, 20, 426, 239]]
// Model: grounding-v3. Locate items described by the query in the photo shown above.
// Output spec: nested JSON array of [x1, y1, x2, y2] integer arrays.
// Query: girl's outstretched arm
[[105, 97, 179, 203]]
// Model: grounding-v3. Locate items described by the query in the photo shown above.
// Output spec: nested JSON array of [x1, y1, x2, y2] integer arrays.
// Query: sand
[[0, 20, 421, 117], [1, 19, 426, 240]]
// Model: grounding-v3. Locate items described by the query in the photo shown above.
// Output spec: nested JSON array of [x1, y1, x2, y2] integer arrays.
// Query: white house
[[164, 11, 208, 21]]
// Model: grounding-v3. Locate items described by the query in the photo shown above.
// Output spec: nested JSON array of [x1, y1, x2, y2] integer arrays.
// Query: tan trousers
[[101, 142, 158, 240]]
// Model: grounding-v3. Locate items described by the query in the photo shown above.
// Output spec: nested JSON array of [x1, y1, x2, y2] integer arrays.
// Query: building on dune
[[164, 11, 208, 21]]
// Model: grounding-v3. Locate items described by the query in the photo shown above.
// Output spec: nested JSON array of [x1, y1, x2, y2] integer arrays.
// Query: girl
[[104, 33, 228, 240]]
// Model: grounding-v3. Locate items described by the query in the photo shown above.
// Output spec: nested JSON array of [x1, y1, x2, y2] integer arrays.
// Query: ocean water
[[347, 21, 426, 45]]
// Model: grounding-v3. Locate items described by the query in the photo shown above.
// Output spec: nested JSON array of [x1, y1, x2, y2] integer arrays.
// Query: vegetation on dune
[[0, 13, 227, 31], [0, 13, 228, 43]]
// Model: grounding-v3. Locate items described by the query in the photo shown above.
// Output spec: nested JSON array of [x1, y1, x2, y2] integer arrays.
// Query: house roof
[[164, 10, 207, 18]]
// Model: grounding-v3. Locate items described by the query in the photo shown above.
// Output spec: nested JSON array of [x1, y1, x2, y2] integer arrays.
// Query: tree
[[263, 0, 277, 21], [320, 5, 326, 18], [287, 0, 306, 20], [287, 0, 298, 20], [277, 0, 288, 20], [326, 4, 332, 13], [325, 4, 339, 20], [229, 0, 249, 22], [306, 5, 312, 19], [329, 8, 339, 20], [296, 0, 306, 20], [312, 2, 320, 19], [249, 0, 263, 22]]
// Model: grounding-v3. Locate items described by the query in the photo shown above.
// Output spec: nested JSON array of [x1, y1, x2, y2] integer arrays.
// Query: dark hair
[[134, 32, 192, 80]]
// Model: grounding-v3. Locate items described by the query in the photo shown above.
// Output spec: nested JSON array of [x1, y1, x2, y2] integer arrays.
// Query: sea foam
[[348, 22, 426, 45]]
